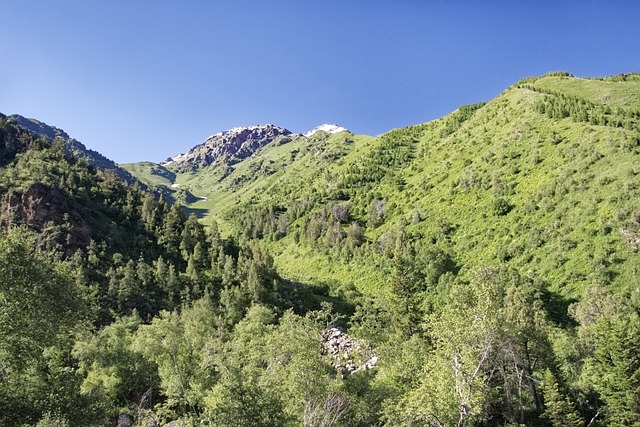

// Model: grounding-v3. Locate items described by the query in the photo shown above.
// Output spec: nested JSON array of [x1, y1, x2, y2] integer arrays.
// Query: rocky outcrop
[[163, 125, 294, 172], [117, 414, 133, 427], [620, 227, 640, 251], [321, 327, 378, 376], [0, 183, 93, 255]]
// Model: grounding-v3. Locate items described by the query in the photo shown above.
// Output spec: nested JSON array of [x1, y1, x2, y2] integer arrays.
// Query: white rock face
[[304, 124, 350, 137], [321, 327, 378, 376], [209, 125, 280, 140]]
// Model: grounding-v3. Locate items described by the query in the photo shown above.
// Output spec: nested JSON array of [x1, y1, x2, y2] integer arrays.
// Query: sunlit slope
[[126, 73, 640, 297], [175, 131, 375, 227], [120, 161, 175, 187], [233, 73, 640, 295]]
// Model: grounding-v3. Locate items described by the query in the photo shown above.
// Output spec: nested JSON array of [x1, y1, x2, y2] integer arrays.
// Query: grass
[[124, 73, 640, 299], [120, 161, 175, 187]]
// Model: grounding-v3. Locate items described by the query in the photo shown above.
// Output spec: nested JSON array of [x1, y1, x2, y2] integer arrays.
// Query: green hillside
[[7, 113, 139, 184], [126, 72, 640, 301], [7, 72, 640, 426], [120, 161, 175, 187]]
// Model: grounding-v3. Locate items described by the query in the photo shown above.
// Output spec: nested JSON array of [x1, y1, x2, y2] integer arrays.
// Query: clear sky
[[1, 1, 639, 164]]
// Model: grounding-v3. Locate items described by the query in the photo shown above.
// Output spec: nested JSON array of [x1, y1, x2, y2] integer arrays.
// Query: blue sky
[[1, 1, 639, 164]]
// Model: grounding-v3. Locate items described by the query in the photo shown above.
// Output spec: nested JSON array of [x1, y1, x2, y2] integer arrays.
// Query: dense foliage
[[3, 73, 640, 426]]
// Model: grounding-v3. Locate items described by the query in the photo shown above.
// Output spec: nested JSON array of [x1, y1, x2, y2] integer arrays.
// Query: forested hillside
[[7, 114, 138, 184], [3, 73, 640, 426], [0, 116, 321, 426], [130, 73, 640, 302]]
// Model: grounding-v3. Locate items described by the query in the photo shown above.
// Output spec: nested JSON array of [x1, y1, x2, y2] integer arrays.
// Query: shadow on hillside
[[541, 289, 578, 327], [182, 207, 210, 219]]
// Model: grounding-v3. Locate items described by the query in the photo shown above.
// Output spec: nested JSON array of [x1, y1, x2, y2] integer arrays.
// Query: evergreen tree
[[541, 369, 582, 427]]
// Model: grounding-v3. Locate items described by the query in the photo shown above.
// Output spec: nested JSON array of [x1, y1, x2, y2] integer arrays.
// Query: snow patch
[[304, 124, 349, 137], [208, 124, 285, 140]]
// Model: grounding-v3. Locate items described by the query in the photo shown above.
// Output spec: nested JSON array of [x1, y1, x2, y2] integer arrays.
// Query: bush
[[493, 198, 512, 216]]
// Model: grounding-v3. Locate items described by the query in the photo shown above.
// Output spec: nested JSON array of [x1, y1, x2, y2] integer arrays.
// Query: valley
[[2, 72, 640, 426]]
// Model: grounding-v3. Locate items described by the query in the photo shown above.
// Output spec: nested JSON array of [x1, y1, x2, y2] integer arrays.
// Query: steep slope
[[162, 124, 295, 172], [0, 115, 153, 256], [126, 123, 355, 219], [133, 72, 640, 299], [6, 114, 138, 184]]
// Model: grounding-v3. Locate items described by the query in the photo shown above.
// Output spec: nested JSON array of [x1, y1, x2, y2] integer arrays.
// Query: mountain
[[6, 114, 138, 184], [5, 72, 640, 426], [124, 123, 353, 205], [124, 72, 640, 299], [161, 124, 351, 173], [162, 124, 296, 173]]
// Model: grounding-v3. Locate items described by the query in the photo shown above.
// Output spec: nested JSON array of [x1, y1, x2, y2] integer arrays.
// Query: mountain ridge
[[6, 114, 138, 184], [162, 124, 294, 172], [120, 72, 640, 298], [4, 72, 640, 426], [162, 123, 352, 173]]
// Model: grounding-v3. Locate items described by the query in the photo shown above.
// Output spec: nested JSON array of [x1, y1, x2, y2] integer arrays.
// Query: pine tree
[[541, 369, 582, 427]]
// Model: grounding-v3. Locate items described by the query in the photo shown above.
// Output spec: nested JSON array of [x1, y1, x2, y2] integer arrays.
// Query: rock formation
[[321, 327, 378, 376], [162, 124, 294, 172]]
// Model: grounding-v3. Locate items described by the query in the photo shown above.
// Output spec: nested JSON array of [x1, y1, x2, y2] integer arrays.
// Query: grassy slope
[[120, 161, 175, 187], [274, 75, 640, 297], [404, 79, 639, 295], [126, 73, 640, 299], [174, 132, 375, 228]]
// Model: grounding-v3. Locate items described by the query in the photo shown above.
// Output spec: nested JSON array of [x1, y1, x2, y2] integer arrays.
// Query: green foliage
[[541, 369, 582, 427], [387, 268, 552, 426], [0, 228, 91, 360], [132, 299, 219, 416], [5, 72, 640, 425], [34, 412, 71, 427], [73, 314, 158, 417], [582, 309, 640, 424], [493, 197, 512, 216], [0, 227, 98, 426]]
